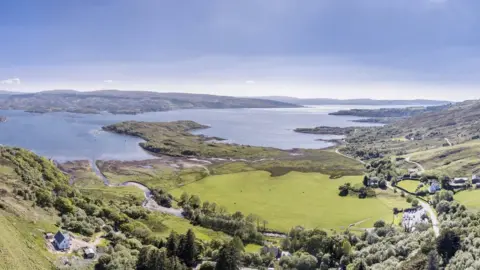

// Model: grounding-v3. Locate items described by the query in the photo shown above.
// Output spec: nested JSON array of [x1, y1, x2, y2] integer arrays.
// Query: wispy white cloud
[[245, 80, 255, 84], [0, 78, 21, 85], [104, 80, 114, 84]]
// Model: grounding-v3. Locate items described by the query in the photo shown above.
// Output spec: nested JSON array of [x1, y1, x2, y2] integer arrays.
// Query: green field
[[455, 189, 480, 210], [171, 171, 409, 232], [141, 213, 230, 242], [397, 180, 421, 193]]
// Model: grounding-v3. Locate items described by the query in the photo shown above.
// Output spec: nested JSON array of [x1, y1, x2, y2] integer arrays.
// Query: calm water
[[0, 105, 390, 161]]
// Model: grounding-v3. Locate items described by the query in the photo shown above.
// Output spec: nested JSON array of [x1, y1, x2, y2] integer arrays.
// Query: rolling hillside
[[0, 90, 300, 114]]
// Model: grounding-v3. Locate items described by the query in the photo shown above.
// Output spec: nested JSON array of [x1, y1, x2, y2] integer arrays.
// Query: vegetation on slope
[[339, 100, 480, 160]]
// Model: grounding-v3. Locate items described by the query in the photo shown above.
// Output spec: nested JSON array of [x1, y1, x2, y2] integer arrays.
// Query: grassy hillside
[[170, 171, 408, 232], [342, 100, 480, 160], [0, 156, 59, 270], [406, 140, 480, 176], [0, 211, 55, 270]]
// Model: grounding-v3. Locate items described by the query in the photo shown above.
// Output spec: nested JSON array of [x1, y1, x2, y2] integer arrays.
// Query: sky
[[1, 0, 480, 100]]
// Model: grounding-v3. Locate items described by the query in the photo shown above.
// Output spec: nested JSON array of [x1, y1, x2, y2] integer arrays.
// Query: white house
[[54, 231, 71, 251], [429, 180, 441, 194]]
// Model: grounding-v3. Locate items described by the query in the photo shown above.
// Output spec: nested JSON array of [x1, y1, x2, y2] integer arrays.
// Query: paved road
[[405, 156, 425, 172], [334, 149, 366, 165], [445, 138, 452, 147], [419, 200, 440, 237]]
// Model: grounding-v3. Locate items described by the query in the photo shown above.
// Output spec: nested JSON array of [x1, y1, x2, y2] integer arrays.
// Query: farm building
[[53, 231, 71, 251], [472, 175, 480, 184], [83, 247, 96, 259], [450, 177, 469, 187], [367, 177, 379, 186], [45, 233, 54, 240]]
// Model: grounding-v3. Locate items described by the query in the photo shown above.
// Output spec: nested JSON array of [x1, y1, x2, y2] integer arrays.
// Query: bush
[[374, 220, 386, 228]]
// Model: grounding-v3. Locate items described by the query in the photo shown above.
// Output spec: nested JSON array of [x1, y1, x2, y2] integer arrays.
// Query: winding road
[[445, 138, 453, 147], [405, 156, 425, 173], [334, 149, 366, 165]]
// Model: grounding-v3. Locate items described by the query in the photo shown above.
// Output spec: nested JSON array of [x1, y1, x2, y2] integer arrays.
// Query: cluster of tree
[[340, 145, 382, 161], [365, 158, 397, 182], [276, 226, 357, 269], [179, 192, 265, 244], [152, 188, 173, 208], [338, 182, 376, 198]]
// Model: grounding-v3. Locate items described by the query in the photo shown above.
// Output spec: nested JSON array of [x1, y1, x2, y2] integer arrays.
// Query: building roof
[[84, 248, 95, 255], [54, 231, 69, 244]]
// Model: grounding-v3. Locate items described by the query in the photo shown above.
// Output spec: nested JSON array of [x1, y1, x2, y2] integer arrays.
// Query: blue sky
[[1, 0, 479, 100]]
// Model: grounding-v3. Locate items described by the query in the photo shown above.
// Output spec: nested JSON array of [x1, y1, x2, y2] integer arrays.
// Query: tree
[[178, 229, 197, 267], [35, 190, 53, 207], [437, 229, 461, 263], [54, 197, 75, 214], [374, 220, 386, 228], [342, 239, 352, 256], [426, 250, 440, 270], [180, 192, 189, 206], [189, 195, 201, 209], [412, 198, 419, 208], [199, 262, 216, 270], [352, 259, 368, 270], [216, 241, 241, 270], [231, 236, 244, 252], [262, 220, 269, 231], [296, 254, 318, 270], [379, 180, 387, 189], [167, 231, 179, 258], [363, 175, 369, 187], [281, 237, 291, 251]]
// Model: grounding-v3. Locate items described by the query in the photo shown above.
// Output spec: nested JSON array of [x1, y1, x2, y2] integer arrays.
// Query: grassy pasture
[[455, 190, 480, 210], [397, 180, 421, 193], [140, 213, 230, 242], [171, 171, 409, 232]]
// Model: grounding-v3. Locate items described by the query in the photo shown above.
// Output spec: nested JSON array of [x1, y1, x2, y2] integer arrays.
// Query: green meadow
[[455, 189, 480, 210], [397, 180, 421, 193], [171, 171, 409, 232]]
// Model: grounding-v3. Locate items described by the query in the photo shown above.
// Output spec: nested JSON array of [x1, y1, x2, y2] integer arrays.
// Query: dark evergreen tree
[[436, 229, 460, 264], [426, 250, 440, 270], [215, 241, 241, 270], [178, 229, 197, 267], [167, 231, 179, 258]]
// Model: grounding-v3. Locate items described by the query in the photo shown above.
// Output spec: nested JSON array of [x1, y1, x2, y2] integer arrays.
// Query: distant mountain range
[[0, 90, 300, 114], [257, 96, 451, 106]]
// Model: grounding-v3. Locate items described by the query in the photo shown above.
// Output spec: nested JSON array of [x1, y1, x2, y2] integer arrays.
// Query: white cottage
[[54, 231, 71, 251]]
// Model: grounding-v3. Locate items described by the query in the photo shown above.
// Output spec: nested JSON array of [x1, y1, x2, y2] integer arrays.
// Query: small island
[[294, 126, 354, 135]]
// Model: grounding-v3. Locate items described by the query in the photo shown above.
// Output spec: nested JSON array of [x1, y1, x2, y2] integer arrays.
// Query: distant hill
[[0, 90, 301, 114], [257, 96, 451, 106]]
